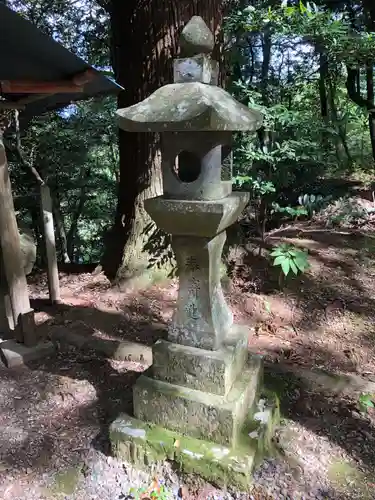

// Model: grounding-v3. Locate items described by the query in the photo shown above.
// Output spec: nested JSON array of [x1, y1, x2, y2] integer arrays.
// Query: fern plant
[[270, 243, 310, 288]]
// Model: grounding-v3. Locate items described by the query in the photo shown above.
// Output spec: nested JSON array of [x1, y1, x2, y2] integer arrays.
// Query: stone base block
[[134, 357, 262, 447], [152, 325, 248, 396], [0, 339, 55, 367], [110, 394, 279, 491]]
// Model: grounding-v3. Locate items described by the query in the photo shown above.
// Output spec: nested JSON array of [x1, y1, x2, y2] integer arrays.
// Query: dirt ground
[[1, 224, 375, 499]]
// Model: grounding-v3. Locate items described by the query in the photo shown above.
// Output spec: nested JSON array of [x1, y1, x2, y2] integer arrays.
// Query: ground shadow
[[264, 361, 375, 472]]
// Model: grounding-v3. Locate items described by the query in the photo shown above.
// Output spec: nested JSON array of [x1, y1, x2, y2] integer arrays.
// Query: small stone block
[[110, 395, 279, 490], [152, 325, 249, 396], [134, 360, 262, 447], [173, 55, 214, 84], [0, 339, 55, 368], [19, 309, 37, 347]]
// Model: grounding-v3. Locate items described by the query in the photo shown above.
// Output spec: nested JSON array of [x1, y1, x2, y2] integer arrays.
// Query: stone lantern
[[110, 17, 278, 490]]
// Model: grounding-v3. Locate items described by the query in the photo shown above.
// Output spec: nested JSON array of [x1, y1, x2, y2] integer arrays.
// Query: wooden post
[[40, 184, 61, 304], [0, 132, 36, 345]]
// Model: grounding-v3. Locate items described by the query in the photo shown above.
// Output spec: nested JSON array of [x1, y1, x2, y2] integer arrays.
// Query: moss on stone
[[110, 392, 279, 491]]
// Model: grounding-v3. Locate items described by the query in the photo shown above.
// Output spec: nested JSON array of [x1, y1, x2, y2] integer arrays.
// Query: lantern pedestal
[[110, 330, 279, 489]]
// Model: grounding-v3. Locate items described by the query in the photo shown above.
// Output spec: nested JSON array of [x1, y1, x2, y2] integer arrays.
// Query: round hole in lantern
[[173, 151, 201, 183]]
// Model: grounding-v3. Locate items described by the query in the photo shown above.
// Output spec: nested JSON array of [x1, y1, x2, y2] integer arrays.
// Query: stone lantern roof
[[116, 16, 263, 133]]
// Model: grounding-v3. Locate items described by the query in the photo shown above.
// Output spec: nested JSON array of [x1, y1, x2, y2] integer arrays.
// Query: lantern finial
[[179, 16, 215, 57]]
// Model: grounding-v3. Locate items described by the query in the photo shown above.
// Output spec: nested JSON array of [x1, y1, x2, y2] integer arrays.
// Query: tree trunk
[[346, 66, 375, 163], [66, 166, 91, 262], [366, 64, 375, 163], [327, 77, 352, 166], [318, 51, 331, 154], [101, 0, 225, 282]]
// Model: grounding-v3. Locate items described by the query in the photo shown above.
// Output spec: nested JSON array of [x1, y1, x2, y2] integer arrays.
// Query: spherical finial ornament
[[179, 16, 215, 57]]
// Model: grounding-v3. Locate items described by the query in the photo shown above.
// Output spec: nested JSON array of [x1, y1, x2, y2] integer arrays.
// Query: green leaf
[[294, 256, 309, 271], [290, 259, 299, 275], [359, 393, 375, 408], [270, 249, 284, 257], [281, 258, 291, 276], [273, 255, 286, 266]]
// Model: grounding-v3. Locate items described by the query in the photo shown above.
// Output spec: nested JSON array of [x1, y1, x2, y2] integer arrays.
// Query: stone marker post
[[110, 17, 279, 490]]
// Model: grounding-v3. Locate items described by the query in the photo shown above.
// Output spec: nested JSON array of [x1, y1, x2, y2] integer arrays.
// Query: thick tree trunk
[[101, 0, 225, 282]]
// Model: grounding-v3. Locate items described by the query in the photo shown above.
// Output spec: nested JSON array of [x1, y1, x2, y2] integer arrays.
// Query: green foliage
[[323, 197, 369, 227], [225, 0, 375, 249], [129, 483, 172, 500], [298, 193, 332, 217], [358, 393, 375, 414], [270, 243, 310, 280], [271, 203, 308, 219], [9, 97, 118, 264]]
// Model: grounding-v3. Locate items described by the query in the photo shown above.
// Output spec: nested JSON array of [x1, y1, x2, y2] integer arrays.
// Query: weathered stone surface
[[18, 227, 37, 275], [173, 54, 217, 84], [145, 192, 250, 237], [133, 358, 262, 447], [152, 326, 249, 396], [116, 82, 263, 133], [0, 339, 55, 367], [160, 131, 233, 202], [0, 227, 36, 334], [169, 232, 232, 350], [0, 227, 36, 285], [179, 16, 215, 57], [110, 394, 279, 490]]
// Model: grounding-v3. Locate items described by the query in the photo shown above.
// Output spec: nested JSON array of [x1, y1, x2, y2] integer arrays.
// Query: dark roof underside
[[0, 4, 121, 120]]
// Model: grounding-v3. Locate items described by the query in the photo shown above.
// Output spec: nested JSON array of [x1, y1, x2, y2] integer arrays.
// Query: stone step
[[133, 356, 262, 447], [110, 393, 279, 491], [152, 325, 249, 396]]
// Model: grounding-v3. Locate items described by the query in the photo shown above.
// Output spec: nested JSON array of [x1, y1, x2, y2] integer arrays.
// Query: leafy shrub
[[298, 193, 332, 218], [314, 197, 370, 228], [358, 393, 375, 414], [270, 243, 310, 288]]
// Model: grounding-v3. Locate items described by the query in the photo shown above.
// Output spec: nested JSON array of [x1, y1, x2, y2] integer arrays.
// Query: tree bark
[[327, 77, 352, 166], [66, 165, 91, 262], [346, 66, 375, 163], [366, 64, 375, 163], [101, 0, 225, 281]]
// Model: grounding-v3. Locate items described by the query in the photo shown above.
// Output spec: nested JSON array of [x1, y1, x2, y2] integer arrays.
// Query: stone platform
[[110, 326, 279, 489], [110, 393, 279, 490]]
